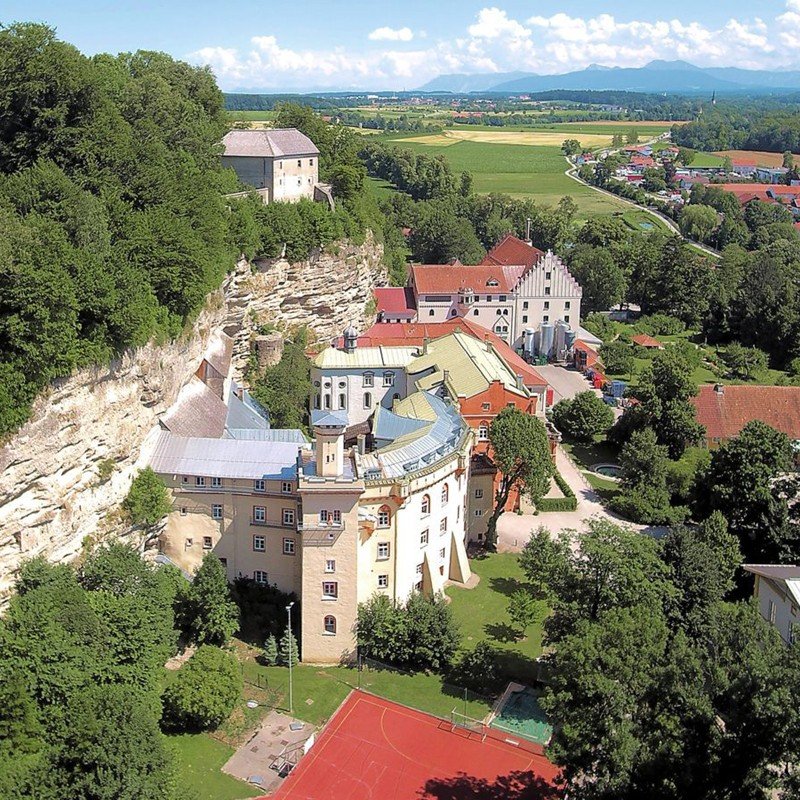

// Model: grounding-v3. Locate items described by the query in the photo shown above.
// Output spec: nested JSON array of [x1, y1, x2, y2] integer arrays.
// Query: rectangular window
[[499, 295, 506, 302], [363, 373, 374, 387], [322, 581, 338, 599], [565, 315, 570, 323], [211, 477, 222, 488], [253, 506, 266, 523], [377, 574, 389, 589], [283, 538, 295, 555], [475, 509, 483, 517], [486, 295, 492, 302], [523, 301, 529, 310], [420, 529, 429, 546], [281, 481, 293, 494], [769, 600, 777, 624], [325, 559, 336, 573], [319, 509, 329, 524], [439, 518, 447, 535], [195, 476, 206, 487], [522, 315, 528, 323], [544, 287, 551, 296], [180, 507, 187, 516], [254, 479, 266, 492], [481, 402, 491, 410], [416, 563, 423, 575], [382, 372, 395, 387], [545, 272, 552, 280], [253, 535, 266, 552], [439, 548, 446, 560], [377, 542, 390, 560], [254, 570, 268, 584], [309, 158, 314, 166], [543, 315, 549, 323], [212, 504, 223, 520], [332, 510, 342, 525], [203, 536, 213, 550], [544, 301, 550, 310], [297, 159, 301, 167], [565, 301, 571, 309], [182, 476, 189, 484], [185, 538, 193, 548], [475, 488, 484, 499], [282, 508, 295, 526]]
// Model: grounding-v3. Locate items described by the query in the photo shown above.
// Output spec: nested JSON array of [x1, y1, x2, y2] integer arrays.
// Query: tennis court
[[270, 690, 560, 799]]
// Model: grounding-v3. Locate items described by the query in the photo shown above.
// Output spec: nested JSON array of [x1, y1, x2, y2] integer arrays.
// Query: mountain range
[[416, 60, 800, 94]]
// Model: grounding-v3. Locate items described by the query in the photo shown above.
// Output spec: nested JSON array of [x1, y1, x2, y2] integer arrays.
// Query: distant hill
[[416, 60, 800, 94]]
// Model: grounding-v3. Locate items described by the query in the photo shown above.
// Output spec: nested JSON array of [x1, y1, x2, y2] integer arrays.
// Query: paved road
[[536, 364, 599, 404], [497, 444, 667, 553], [562, 155, 720, 259]]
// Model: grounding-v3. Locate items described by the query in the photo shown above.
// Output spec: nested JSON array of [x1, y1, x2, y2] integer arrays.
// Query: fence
[[356, 654, 494, 721]]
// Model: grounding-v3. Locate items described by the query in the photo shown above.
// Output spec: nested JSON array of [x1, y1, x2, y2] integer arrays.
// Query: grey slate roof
[[311, 410, 349, 428], [225, 384, 270, 431], [150, 431, 300, 480], [222, 129, 319, 158], [225, 428, 309, 444], [205, 334, 233, 377], [744, 564, 800, 580], [372, 404, 428, 445], [161, 378, 227, 439]]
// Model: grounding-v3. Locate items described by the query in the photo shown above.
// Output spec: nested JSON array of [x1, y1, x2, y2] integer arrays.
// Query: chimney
[[422, 336, 430, 355], [484, 335, 492, 352], [714, 383, 725, 395], [516, 374, 525, 391], [443, 369, 450, 387], [356, 434, 367, 455], [525, 216, 532, 246]]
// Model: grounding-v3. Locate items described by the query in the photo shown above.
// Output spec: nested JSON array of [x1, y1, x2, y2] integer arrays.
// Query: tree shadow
[[484, 622, 519, 644], [488, 576, 522, 597], [419, 770, 559, 800]]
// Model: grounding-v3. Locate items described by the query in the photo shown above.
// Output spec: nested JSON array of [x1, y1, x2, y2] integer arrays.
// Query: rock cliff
[[0, 234, 385, 600]]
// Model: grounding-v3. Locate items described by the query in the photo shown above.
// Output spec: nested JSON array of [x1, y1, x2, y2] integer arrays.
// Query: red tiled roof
[[630, 155, 656, 167], [411, 262, 527, 294], [481, 234, 545, 270], [358, 320, 548, 388], [692, 384, 800, 442], [732, 157, 758, 166], [374, 287, 416, 315], [631, 333, 663, 348]]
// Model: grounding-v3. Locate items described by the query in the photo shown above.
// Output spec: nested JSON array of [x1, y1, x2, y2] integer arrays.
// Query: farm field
[[713, 149, 800, 167], [381, 131, 631, 218], [399, 128, 614, 148]]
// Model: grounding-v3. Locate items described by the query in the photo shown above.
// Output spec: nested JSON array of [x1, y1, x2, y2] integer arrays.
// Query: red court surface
[[270, 691, 560, 800]]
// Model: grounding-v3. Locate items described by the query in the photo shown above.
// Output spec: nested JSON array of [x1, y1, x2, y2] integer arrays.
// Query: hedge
[[537, 470, 577, 513]]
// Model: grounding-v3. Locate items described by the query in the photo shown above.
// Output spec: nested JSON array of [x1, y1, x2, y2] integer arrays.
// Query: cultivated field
[[382, 131, 631, 218], [713, 149, 800, 167], [399, 128, 615, 148]]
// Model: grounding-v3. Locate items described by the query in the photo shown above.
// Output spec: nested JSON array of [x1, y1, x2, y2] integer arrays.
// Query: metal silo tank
[[539, 322, 554, 359], [522, 328, 536, 356]]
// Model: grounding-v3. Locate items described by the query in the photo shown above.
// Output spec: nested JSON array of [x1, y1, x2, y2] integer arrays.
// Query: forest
[[673, 101, 800, 153]]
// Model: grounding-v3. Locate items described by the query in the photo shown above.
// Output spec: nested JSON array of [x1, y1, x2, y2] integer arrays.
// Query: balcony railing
[[298, 522, 345, 546]]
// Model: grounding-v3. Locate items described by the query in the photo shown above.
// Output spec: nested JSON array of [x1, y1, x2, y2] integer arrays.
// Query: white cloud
[[187, 5, 800, 91], [368, 26, 413, 42]]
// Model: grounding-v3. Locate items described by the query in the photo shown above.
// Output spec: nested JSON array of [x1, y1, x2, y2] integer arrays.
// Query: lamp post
[[286, 601, 295, 715]]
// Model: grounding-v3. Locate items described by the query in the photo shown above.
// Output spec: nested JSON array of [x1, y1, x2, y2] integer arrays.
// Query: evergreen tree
[[189, 554, 240, 646], [278, 628, 300, 667], [262, 634, 278, 666]]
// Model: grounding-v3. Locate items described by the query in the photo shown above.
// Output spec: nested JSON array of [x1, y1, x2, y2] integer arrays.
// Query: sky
[[5, 1, 800, 91]]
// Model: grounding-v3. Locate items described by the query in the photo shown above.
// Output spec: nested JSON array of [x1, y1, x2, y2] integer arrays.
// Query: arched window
[[441, 484, 449, 505], [421, 494, 430, 515], [324, 615, 336, 634], [377, 505, 391, 528], [363, 392, 372, 409], [324, 395, 331, 409], [478, 421, 489, 441], [338, 393, 346, 409]]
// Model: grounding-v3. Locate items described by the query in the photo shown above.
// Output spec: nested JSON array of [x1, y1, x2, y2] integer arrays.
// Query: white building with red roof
[[375, 235, 582, 350]]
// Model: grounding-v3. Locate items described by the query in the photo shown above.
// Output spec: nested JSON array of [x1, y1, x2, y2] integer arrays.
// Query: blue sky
[[5, 1, 799, 90]]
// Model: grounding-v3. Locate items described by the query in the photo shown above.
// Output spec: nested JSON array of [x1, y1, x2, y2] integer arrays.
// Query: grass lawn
[[446, 553, 543, 683], [168, 733, 260, 800], [689, 151, 725, 167], [619, 209, 669, 233], [383, 134, 630, 219], [561, 437, 621, 502]]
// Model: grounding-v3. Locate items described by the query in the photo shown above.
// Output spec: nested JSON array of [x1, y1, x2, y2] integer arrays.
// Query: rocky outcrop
[[0, 235, 386, 600]]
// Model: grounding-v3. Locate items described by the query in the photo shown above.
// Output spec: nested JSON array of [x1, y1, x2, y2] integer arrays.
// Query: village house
[[149, 334, 472, 664], [691, 384, 800, 449], [743, 565, 800, 645], [375, 235, 583, 353], [221, 129, 321, 204]]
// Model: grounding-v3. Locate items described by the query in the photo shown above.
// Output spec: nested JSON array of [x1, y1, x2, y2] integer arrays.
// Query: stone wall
[[0, 235, 385, 601]]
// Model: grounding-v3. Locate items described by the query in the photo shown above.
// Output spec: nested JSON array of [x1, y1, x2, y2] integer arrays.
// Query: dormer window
[[486, 279, 499, 287]]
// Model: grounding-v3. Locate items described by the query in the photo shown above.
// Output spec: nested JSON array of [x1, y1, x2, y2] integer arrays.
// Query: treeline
[[336, 111, 441, 133], [673, 102, 800, 153]]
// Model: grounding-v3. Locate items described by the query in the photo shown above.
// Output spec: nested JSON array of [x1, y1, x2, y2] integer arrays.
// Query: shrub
[[357, 591, 460, 672], [600, 340, 635, 375], [551, 391, 614, 443], [162, 646, 242, 732], [187, 554, 240, 646], [582, 312, 616, 342], [122, 467, 170, 528], [447, 641, 504, 694], [635, 314, 686, 337], [537, 470, 577, 512]]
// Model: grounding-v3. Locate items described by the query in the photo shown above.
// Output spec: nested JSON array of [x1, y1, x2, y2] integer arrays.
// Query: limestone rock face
[[0, 235, 385, 601]]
